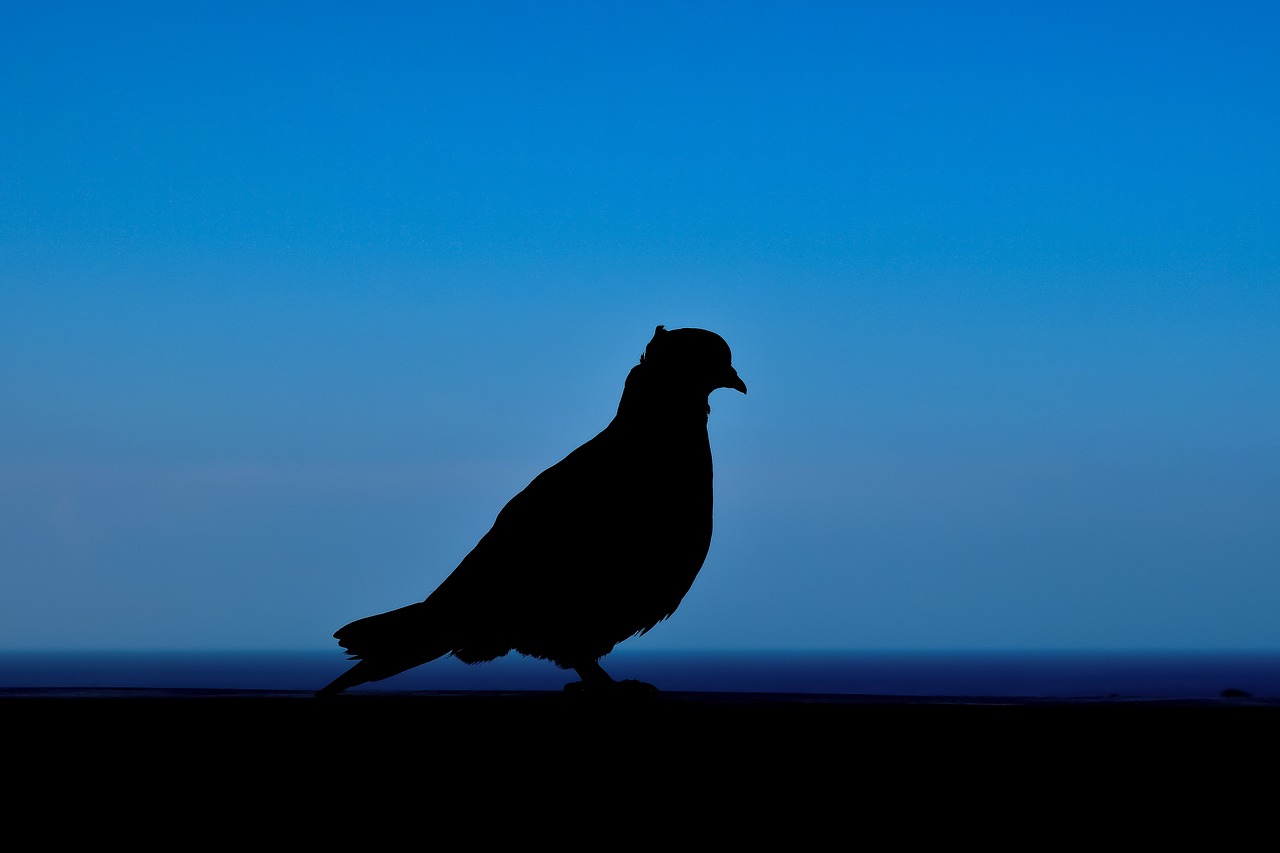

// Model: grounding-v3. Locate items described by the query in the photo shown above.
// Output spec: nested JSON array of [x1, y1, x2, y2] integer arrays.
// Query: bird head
[[641, 325, 747, 397]]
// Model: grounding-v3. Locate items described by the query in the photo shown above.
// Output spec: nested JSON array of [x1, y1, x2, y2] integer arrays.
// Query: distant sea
[[2, 649, 1278, 700]]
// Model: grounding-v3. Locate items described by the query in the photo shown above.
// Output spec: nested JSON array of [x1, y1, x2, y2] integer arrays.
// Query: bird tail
[[316, 661, 376, 698], [315, 601, 452, 698]]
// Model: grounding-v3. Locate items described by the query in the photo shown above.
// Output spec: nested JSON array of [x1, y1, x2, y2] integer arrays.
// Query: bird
[[316, 325, 747, 697]]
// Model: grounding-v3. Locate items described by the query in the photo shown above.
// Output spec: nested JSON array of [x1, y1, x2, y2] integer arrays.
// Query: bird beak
[[723, 370, 747, 394]]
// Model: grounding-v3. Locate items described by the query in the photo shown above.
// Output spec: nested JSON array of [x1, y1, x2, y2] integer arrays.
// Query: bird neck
[[614, 363, 711, 424]]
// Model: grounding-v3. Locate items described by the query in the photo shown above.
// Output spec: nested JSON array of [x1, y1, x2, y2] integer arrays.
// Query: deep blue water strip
[[2, 649, 1278, 699]]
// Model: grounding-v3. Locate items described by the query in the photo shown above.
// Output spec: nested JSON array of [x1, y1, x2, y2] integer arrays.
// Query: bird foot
[[563, 678, 659, 698]]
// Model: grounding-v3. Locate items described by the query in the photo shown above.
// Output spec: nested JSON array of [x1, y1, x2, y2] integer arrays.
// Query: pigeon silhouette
[[317, 325, 746, 697]]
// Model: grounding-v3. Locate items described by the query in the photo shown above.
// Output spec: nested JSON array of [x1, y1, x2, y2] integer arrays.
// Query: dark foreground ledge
[[7, 687, 1277, 827], [7, 686, 1277, 755]]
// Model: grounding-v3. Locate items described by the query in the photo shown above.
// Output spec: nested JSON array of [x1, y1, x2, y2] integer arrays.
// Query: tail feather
[[315, 600, 452, 697], [316, 661, 376, 697]]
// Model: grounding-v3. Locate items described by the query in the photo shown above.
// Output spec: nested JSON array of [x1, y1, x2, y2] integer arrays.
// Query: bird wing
[[439, 418, 712, 665]]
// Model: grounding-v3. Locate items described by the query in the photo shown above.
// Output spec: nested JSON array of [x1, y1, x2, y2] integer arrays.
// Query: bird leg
[[565, 660, 658, 695]]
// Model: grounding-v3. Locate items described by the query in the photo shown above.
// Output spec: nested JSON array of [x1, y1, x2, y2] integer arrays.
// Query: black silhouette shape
[[317, 325, 746, 697]]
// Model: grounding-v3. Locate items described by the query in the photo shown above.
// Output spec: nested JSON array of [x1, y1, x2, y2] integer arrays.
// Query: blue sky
[[2, 1, 1277, 655]]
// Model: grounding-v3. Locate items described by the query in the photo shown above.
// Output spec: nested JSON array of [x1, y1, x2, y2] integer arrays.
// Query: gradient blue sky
[[3, 1, 1277, 655]]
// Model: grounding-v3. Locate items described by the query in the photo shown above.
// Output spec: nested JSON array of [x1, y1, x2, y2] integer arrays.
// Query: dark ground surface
[[7, 688, 1275, 838]]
